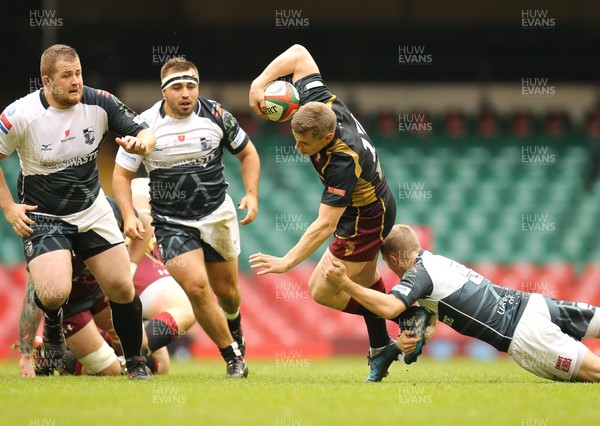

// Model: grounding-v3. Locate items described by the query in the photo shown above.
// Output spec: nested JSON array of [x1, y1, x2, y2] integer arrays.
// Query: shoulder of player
[[197, 97, 239, 128], [197, 97, 222, 117], [79, 86, 114, 106], [325, 134, 364, 160], [0, 91, 47, 132], [136, 100, 163, 127]]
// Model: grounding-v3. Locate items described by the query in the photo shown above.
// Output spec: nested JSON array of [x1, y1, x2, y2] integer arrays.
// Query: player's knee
[[213, 284, 239, 304], [35, 283, 70, 309], [103, 279, 135, 303], [309, 285, 331, 306], [183, 280, 211, 302]]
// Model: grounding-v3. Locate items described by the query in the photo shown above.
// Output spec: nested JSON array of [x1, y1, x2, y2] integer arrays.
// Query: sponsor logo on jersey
[[40, 151, 98, 169], [119, 150, 138, 163], [327, 186, 346, 197], [178, 135, 185, 142], [231, 130, 246, 150], [6, 106, 16, 116], [61, 129, 76, 143], [83, 127, 95, 145], [555, 356, 572, 373], [96, 89, 110, 98], [393, 284, 412, 296], [40, 143, 52, 151]]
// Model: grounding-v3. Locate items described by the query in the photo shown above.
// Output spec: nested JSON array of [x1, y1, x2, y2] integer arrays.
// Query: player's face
[[163, 72, 199, 119], [45, 59, 83, 109], [292, 131, 334, 156]]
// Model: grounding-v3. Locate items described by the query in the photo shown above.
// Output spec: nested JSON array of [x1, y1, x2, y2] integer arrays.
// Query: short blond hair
[[40, 44, 79, 79], [381, 224, 421, 260], [160, 57, 199, 80], [291, 101, 336, 139]]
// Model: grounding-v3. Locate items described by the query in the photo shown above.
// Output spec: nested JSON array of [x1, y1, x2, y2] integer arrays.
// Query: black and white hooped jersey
[[115, 98, 249, 220], [390, 250, 531, 352], [0, 87, 147, 215]]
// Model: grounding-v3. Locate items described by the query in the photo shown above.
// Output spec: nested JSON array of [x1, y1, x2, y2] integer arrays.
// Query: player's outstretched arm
[[249, 44, 319, 118], [249, 203, 344, 274], [324, 258, 407, 319], [18, 273, 43, 377]]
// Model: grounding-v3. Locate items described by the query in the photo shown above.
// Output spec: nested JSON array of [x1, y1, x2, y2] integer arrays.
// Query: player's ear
[[42, 76, 51, 86], [388, 254, 400, 266], [325, 132, 335, 142]]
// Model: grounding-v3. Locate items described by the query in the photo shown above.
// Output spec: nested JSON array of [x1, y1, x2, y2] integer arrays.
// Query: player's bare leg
[[148, 346, 170, 374], [574, 350, 600, 382], [86, 244, 150, 380], [166, 249, 247, 378], [309, 248, 379, 309], [206, 258, 245, 355], [141, 279, 196, 371], [28, 250, 72, 374], [309, 248, 399, 382], [66, 320, 121, 376]]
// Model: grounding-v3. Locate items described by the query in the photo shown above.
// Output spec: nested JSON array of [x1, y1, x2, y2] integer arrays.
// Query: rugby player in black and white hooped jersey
[[0, 44, 156, 380], [248, 45, 400, 382], [113, 58, 259, 378], [324, 224, 600, 382]]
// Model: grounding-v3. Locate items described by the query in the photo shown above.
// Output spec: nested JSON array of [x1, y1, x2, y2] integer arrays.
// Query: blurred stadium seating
[[2, 108, 600, 359]]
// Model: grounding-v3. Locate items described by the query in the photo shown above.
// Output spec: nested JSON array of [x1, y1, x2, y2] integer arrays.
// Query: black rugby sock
[[110, 294, 143, 359]]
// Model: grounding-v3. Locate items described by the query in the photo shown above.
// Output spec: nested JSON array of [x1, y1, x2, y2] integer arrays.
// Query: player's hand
[[19, 354, 36, 378], [249, 252, 290, 275], [249, 80, 268, 120], [238, 194, 258, 225], [123, 216, 145, 241], [397, 330, 422, 354], [322, 258, 347, 287], [3, 202, 37, 237], [116, 135, 148, 155]]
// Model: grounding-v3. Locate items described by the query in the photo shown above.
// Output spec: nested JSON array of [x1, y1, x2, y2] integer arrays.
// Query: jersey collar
[[39, 89, 50, 110]]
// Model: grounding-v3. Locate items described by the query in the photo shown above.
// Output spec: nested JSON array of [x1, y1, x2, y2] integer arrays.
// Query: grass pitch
[[1, 357, 598, 426]]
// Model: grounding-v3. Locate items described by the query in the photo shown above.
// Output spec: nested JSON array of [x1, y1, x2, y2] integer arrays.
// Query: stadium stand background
[[1, 0, 600, 359]]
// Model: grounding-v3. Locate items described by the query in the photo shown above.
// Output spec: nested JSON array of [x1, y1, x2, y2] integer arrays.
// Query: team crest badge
[[25, 241, 34, 258], [200, 137, 211, 150], [83, 127, 95, 145], [344, 243, 355, 257], [178, 135, 185, 142]]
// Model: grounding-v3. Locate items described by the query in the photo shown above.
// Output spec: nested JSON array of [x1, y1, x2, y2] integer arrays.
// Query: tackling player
[[248, 44, 399, 382], [324, 224, 600, 382], [113, 58, 259, 378], [0, 44, 155, 379]]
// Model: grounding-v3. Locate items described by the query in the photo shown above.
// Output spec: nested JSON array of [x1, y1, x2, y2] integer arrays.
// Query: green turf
[[0, 357, 598, 425]]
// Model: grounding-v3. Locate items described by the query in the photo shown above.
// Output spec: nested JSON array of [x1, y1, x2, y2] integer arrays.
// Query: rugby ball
[[263, 81, 300, 122]]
